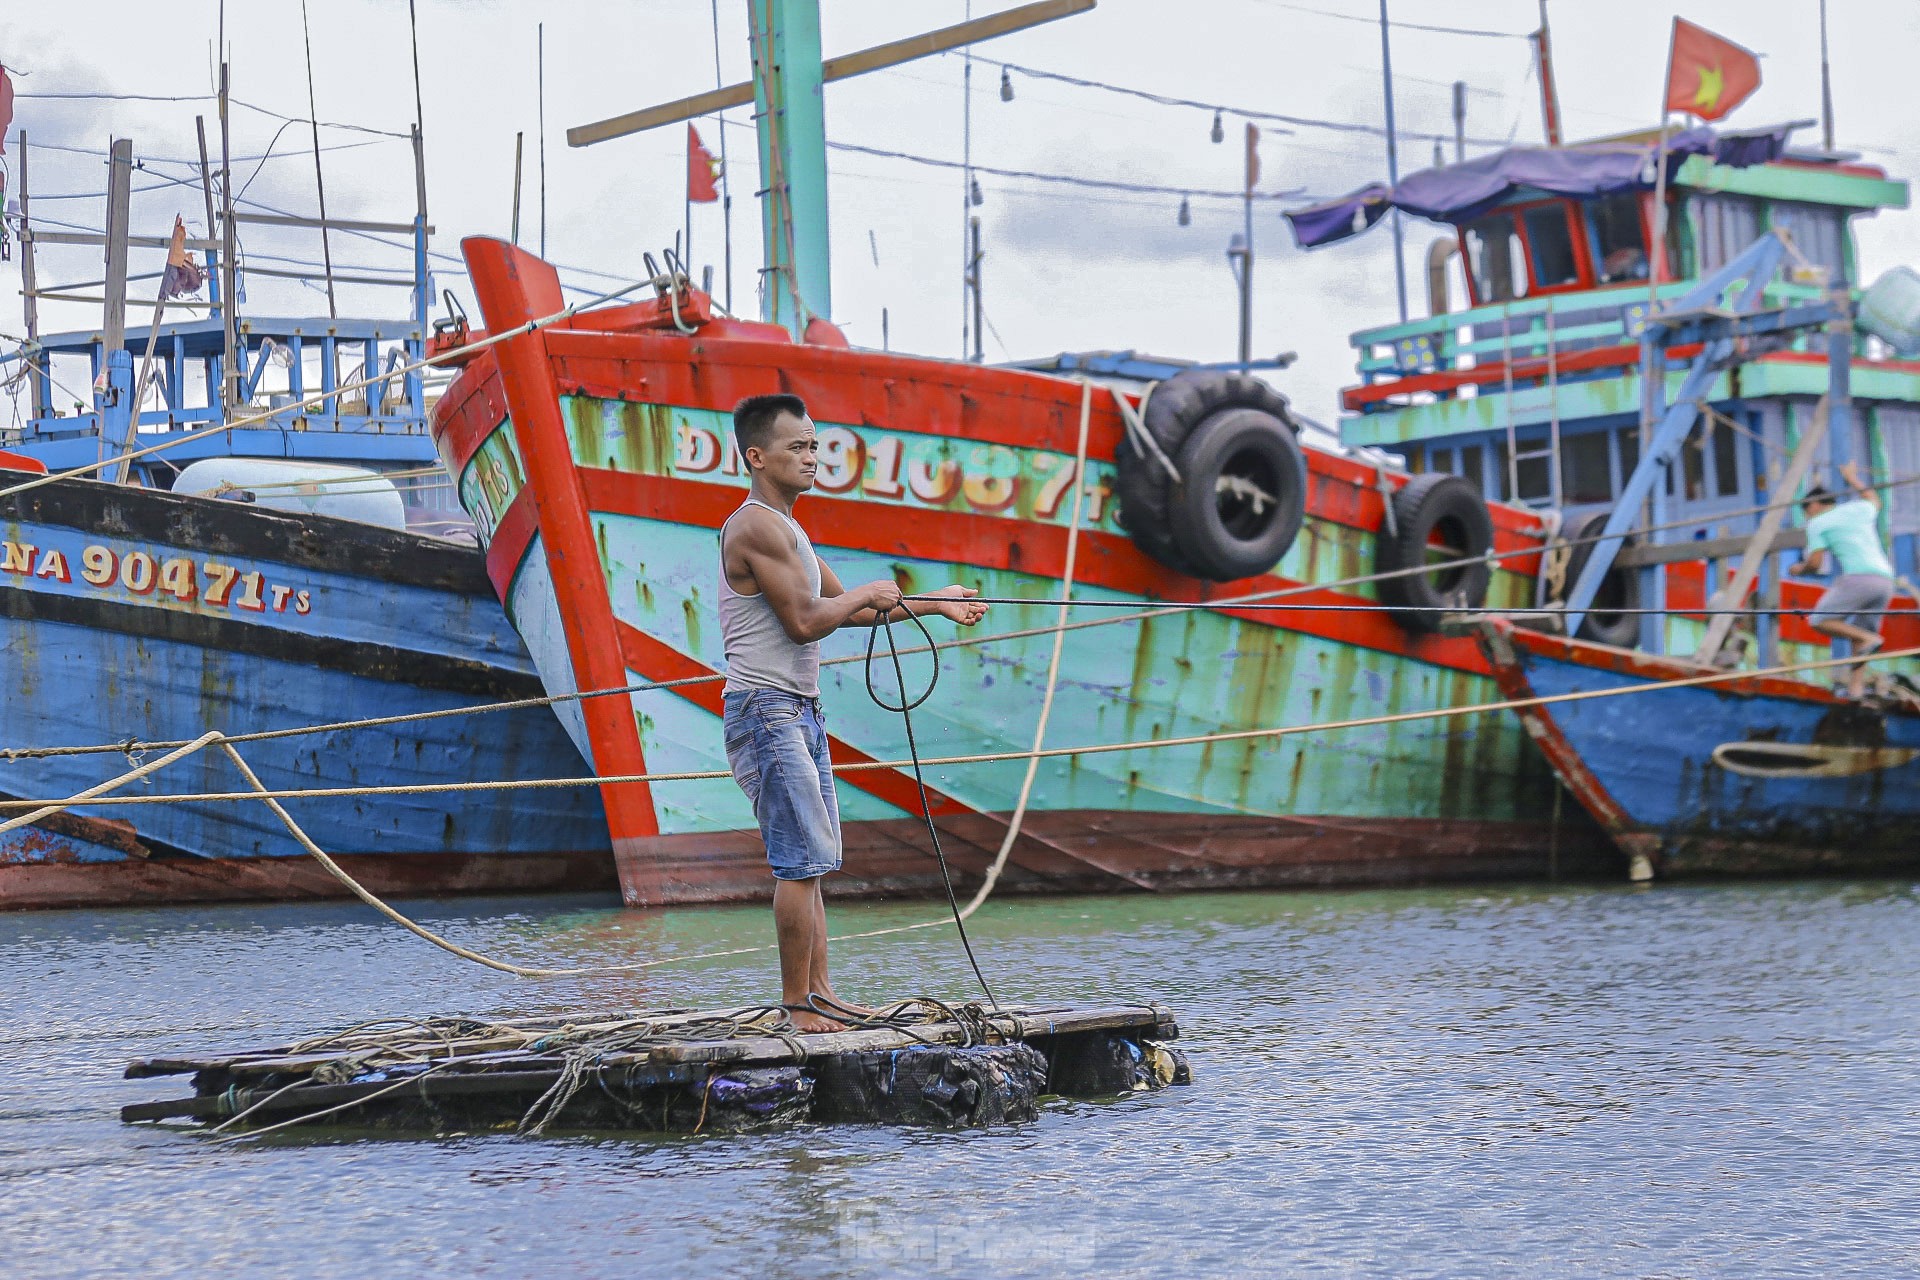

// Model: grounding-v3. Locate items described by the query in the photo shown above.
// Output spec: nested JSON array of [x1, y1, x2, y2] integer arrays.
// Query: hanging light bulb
[[1000, 68, 1014, 102], [970, 177, 984, 207], [1210, 109, 1225, 144], [1177, 195, 1191, 227]]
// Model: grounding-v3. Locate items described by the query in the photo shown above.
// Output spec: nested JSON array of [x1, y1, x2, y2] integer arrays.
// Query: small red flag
[[0, 66, 14, 157], [687, 124, 720, 203], [1664, 18, 1761, 121]]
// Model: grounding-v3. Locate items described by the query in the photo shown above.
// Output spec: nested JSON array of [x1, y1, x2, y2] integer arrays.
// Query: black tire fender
[[1166, 407, 1309, 582], [1561, 510, 1641, 647], [1374, 472, 1494, 632], [1114, 369, 1300, 579]]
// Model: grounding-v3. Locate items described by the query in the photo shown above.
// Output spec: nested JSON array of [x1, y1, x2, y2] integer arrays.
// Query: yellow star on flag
[[1692, 63, 1724, 113]]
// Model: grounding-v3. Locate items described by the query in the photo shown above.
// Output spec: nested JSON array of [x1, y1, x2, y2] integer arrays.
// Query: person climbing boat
[[1291, 15, 1920, 879]]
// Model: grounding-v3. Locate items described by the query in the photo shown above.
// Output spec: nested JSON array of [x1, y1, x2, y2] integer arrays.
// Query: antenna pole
[[1819, 0, 1835, 152], [299, 0, 338, 319], [1532, 0, 1563, 146], [538, 22, 549, 256], [218, 61, 239, 416], [1379, 0, 1408, 324], [512, 131, 524, 244], [1452, 80, 1466, 162], [708, 0, 733, 311], [968, 215, 984, 363], [18, 131, 47, 417]]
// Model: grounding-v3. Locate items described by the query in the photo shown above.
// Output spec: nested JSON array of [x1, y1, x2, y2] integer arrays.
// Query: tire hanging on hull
[[1114, 370, 1307, 583], [1374, 472, 1494, 633], [1559, 510, 1641, 648]]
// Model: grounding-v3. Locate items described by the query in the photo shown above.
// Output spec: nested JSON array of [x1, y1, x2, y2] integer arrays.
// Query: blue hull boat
[[0, 471, 612, 910], [1481, 621, 1920, 879]]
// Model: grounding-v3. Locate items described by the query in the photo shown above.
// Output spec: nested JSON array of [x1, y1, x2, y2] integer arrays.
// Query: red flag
[[1665, 18, 1761, 121], [160, 215, 206, 299], [0, 66, 14, 156], [687, 124, 720, 203]]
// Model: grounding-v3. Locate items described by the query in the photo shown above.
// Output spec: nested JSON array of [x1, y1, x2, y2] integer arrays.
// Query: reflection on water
[[5, 879, 1920, 1278]]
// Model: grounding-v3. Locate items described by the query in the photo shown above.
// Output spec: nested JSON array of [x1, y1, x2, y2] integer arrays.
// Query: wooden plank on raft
[[124, 1005, 1175, 1081]]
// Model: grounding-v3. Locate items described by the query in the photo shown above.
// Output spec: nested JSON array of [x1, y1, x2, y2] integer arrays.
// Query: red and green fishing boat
[[427, 237, 1616, 906]]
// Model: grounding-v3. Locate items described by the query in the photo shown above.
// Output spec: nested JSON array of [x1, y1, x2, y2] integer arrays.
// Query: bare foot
[[812, 991, 884, 1020], [783, 1006, 845, 1034]]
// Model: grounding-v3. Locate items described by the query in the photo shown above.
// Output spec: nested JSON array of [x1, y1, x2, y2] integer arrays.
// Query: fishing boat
[[1295, 79, 1920, 876], [0, 123, 612, 909], [428, 237, 1619, 906]]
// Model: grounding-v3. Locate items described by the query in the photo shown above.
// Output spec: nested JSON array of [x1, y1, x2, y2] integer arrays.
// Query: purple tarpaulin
[[1286, 126, 1794, 249]]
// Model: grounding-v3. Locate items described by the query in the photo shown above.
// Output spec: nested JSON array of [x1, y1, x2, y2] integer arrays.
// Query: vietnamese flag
[[1665, 18, 1761, 121], [0, 65, 14, 156], [687, 123, 720, 203]]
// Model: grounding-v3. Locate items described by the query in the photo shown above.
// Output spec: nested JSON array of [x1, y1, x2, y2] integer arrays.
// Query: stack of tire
[[1113, 370, 1309, 583]]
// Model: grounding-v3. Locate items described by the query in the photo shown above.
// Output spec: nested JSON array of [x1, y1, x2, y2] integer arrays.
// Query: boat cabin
[[1315, 127, 1919, 585]]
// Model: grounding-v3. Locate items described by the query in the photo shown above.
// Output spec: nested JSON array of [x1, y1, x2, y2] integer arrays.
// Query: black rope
[[864, 609, 999, 1010]]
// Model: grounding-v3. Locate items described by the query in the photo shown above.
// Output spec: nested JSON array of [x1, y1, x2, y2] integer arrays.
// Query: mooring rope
[[7, 643, 1913, 814], [11, 641, 1904, 986], [7, 470, 1918, 767]]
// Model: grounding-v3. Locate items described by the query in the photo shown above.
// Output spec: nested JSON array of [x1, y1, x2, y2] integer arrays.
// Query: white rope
[[0, 731, 224, 834], [958, 378, 1094, 916], [8, 643, 1915, 814]]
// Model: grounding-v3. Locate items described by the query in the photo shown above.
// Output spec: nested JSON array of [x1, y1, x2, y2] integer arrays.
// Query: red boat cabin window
[[1461, 200, 1597, 304], [1463, 213, 1529, 303], [1589, 192, 1650, 284], [1522, 205, 1582, 290]]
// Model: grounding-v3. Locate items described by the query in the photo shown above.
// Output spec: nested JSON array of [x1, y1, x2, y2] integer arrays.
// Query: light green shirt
[[1805, 498, 1894, 578]]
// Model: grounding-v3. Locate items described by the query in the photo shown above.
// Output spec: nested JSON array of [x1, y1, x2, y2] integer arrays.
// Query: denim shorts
[[723, 688, 843, 881]]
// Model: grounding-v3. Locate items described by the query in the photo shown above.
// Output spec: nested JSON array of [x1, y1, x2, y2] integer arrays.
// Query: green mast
[[748, 0, 831, 333]]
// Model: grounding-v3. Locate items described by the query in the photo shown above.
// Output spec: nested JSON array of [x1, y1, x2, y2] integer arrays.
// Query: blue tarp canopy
[[1285, 126, 1794, 249]]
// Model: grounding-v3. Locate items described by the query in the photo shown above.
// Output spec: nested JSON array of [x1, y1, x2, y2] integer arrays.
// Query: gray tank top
[[719, 498, 822, 697]]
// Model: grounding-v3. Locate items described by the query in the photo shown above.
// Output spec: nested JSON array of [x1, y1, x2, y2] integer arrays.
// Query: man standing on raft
[[720, 394, 987, 1033]]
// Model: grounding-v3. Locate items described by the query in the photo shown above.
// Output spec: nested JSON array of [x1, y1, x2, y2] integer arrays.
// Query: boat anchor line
[[6, 469, 1919, 769]]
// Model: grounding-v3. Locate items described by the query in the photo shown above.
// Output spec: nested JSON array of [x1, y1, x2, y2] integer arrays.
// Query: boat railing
[[1347, 278, 1839, 403]]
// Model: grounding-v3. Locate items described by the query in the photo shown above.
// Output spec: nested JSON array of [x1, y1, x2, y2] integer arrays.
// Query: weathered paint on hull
[[618, 812, 1609, 905], [434, 240, 1615, 906], [0, 472, 614, 910], [1481, 622, 1920, 878]]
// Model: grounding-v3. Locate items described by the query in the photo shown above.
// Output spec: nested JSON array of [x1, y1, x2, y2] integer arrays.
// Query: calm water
[[4, 879, 1919, 1278]]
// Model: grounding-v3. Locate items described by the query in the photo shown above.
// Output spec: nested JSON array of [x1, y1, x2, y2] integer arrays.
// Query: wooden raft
[[122, 1002, 1188, 1134]]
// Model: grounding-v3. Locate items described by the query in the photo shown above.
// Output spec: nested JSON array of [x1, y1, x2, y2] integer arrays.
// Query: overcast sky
[[5, 0, 1919, 429]]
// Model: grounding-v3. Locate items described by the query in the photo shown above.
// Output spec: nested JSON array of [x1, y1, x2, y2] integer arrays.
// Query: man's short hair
[[1802, 485, 1835, 509], [733, 394, 809, 455]]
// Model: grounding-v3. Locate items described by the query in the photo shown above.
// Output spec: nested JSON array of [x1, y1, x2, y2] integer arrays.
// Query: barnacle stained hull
[[1479, 620, 1920, 878], [432, 238, 1618, 908], [0, 472, 613, 910]]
